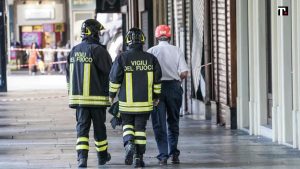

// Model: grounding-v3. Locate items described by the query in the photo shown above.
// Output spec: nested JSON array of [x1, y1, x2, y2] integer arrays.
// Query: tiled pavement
[[1, 90, 300, 169]]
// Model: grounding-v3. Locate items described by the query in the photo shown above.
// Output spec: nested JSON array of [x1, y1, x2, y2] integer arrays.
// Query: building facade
[[12, 0, 68, 48], [237, 0, 300, 149], [137, 0, 300, 148], [146, 0, 238, 128], [124, 0, 238, 128]]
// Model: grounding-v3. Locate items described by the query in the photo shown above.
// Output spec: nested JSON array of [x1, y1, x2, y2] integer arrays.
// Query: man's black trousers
[[76, 107, 108, 159]]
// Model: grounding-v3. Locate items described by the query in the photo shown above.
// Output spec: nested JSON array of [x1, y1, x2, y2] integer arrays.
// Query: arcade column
[[0, 0, 7, 92]]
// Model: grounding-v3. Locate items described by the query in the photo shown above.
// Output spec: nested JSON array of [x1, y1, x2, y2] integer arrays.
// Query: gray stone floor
[[1, 90, 300, 169]]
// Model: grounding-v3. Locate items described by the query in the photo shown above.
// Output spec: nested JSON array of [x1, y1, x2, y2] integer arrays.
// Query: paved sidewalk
[[7, 74, 67, 91], [1, 90, 300, 169]]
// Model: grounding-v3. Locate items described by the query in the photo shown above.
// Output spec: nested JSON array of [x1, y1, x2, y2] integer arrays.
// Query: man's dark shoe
[[134, 154, 145, 168], [78, 158, 87, 168], [125, 141, 135, 165], [158, 158, 167, 165], [171, 152, 180, 164], [98, 152, 111, 165]]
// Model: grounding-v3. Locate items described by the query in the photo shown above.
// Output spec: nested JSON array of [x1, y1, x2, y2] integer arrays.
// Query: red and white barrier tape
[[11, 60, 67, 68], [10, 47, 71, 52], [9, 47, 69, 68]]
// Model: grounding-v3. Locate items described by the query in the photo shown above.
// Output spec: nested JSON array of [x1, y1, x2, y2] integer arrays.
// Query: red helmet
[[155, 25, 171, 38]]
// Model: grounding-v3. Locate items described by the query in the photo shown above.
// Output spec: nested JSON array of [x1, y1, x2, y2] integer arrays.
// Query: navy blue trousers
[[76, 108, 108, 159], [122, 113, 150, 154], [151, 81, 183, 160]]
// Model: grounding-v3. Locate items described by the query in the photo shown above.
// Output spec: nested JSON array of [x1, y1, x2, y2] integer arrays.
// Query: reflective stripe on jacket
[[109, 45, 162, 114], [66, 37, 112, 108]]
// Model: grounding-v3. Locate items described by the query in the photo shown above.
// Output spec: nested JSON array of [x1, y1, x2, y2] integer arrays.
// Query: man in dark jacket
[[66, 19, 112, 168], [109, 28, 162, 168]]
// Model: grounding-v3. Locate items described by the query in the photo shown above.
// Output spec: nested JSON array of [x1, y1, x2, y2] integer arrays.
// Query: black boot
[[134, 154, 145, 168], [125, 141, 135, 165], [78, 158, 87, 168], [171, 152, 180, 164], [98, 152, 111, 165]]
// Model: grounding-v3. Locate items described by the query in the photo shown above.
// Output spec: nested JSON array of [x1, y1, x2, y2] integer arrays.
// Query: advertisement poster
[[43, 24, 54, 32], [22, 32, 42, 47], [54, 23, 64, 32]]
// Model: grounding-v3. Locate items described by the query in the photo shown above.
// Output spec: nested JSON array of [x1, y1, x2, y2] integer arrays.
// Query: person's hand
[[109, 97, 114, 104], [180, 71, 188, 80], [153, 99, 160, 106]]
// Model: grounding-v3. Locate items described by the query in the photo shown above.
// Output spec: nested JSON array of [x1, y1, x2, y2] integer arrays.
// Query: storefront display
[[22, 32, 43, 47], [20, 23, 64, 48]]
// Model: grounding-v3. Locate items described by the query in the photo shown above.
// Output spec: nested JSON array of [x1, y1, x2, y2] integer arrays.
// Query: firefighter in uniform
[[66, 19, 112, 168], [109, 28, 162, 168]]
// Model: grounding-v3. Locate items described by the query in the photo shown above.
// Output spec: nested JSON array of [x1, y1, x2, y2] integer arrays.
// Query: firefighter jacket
[[109, 45, 162, 114], [66, 37, 112, 108]]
